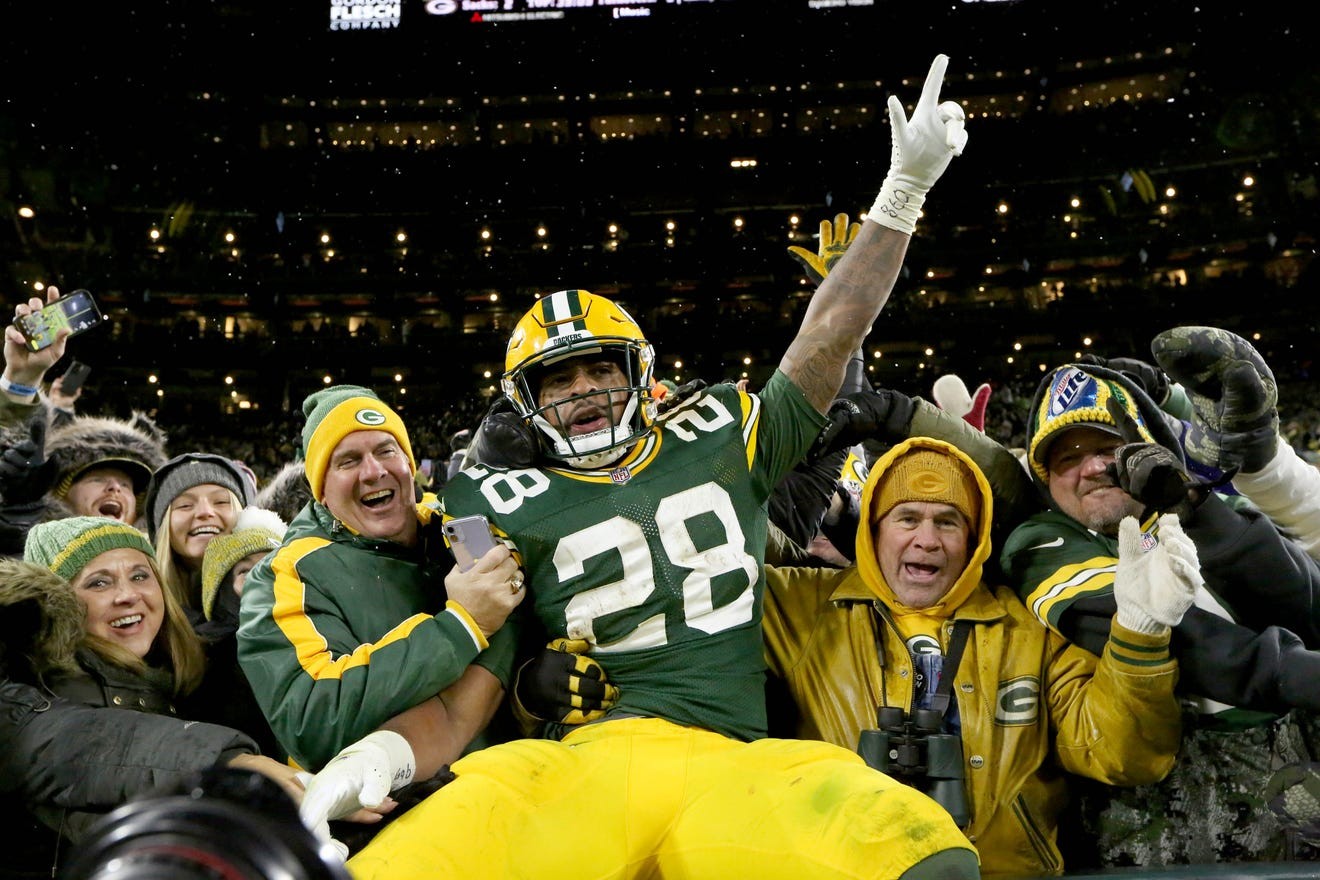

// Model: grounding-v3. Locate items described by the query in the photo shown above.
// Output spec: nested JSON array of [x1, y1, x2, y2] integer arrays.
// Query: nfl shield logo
[[610, 467, 631, 484]]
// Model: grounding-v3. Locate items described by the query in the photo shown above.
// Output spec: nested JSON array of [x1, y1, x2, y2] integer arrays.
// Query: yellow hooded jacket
[[762, 436, 1181, 877]]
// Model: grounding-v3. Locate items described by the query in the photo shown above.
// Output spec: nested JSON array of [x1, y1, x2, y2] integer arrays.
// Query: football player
[[313, 54, 978, 880]]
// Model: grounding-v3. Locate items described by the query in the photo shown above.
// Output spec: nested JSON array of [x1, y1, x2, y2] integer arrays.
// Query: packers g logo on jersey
[[905, 634, 941, 656], [994, 675, 1040, 726], [355, 408, 387, 427]]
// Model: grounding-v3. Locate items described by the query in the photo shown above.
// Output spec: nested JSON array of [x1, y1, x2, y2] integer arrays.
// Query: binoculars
[[858, 705, 971, 828]]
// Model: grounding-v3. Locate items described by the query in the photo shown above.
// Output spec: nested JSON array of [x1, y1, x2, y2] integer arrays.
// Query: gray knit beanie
[[145, 453, 255, 542]]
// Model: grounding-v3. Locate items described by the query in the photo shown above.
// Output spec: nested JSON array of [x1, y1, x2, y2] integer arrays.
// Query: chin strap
[[565, 445, 632, 470]]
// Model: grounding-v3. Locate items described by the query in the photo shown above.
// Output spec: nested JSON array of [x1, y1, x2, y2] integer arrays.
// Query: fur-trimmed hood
[[0, 556, 85, 683], [45, 410, 169, 498], [254, 460, 313, 525]]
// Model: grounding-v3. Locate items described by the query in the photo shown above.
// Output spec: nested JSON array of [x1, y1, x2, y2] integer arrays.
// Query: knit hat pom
[[200, 506, 289, 621]]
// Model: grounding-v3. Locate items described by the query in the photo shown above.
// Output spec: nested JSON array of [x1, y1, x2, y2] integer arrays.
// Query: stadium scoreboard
[[330, 0, 876, 31]]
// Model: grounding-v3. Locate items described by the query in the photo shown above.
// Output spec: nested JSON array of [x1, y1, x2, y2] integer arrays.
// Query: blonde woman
[[144, 452, 254, 625]]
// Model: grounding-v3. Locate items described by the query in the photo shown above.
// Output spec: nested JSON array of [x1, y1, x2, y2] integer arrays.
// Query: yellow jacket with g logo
[[762, 437, 1181, 878]]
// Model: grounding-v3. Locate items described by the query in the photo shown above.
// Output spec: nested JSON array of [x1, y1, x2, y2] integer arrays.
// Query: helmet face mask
[[503, 290, 656, 468]]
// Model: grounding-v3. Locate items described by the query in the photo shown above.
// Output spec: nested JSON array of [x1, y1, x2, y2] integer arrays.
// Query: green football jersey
[[442, 371, 826, 741]]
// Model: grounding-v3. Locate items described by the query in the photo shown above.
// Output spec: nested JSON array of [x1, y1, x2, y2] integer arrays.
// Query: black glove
[[657, 378, 708, 415], [465, 397, 541, 470], [1080, 353, 1170, 406], [512, 638, 620, 725], [806, 389, 916, 465], [1104, 397, 1194, 519], [0, 417, 55, 505], [1150, 326, 1279, 474]]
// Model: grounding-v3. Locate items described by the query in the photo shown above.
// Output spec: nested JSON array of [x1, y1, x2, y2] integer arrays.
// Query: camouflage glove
[[786, 213, 860, 286], [0, 417, 54, 505], [512, 638, 620, 725], [1265, 762, 1320, 846], [464, 396, 541, 470], [1113, 513, 1202, 635], [869, 54, 967, 235], [806, 389, 916, 465], [1150, 326, 1279, 474], [1079, 353, 1171, 406]]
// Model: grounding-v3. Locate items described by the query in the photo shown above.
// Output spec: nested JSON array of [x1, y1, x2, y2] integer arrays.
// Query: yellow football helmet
[[503, 289, 657, 467]]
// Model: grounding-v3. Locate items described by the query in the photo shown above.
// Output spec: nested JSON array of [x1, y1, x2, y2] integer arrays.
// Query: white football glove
[[1113, 513, 1203, 634], [298, 730, 416, 837], [870, 53, 968, 236], [294, 772, 351, 862]]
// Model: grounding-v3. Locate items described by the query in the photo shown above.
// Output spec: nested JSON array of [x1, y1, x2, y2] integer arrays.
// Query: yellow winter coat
[[762, 436, 1182, 877]]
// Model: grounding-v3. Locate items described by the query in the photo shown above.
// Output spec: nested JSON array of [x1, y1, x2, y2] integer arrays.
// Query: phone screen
[[18, 290, 105, 352]]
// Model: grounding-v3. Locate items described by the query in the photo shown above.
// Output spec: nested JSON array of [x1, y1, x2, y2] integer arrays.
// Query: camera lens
[[59, 769, 350, 880], [75, 838, 259, 880]]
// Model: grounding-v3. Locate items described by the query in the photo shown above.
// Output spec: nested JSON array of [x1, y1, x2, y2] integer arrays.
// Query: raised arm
[[780, 54, 967, 411]]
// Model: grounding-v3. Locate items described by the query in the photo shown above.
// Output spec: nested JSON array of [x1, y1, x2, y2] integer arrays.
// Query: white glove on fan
[[870, 53, 968, 236], [1113, 513, 1202, 634], [298, 729, 416, 841]]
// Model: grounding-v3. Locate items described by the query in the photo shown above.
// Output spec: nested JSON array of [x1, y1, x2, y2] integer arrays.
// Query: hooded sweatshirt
[[762, 436, 1180, 877]]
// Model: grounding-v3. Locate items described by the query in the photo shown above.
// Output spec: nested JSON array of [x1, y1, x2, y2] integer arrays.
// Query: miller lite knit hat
[[1028, 365, 1155, 482], [300, 385, 415, 501]]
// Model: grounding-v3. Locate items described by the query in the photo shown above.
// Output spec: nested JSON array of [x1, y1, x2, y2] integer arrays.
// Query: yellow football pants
[[348, 717, 977, 880]]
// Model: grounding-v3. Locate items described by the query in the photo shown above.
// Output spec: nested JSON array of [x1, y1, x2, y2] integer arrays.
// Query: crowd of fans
[[3, 48, 1319, 878], [150, 372, 1320, 494]]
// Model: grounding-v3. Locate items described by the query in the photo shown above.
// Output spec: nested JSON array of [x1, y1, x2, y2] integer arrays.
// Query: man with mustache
[[1001, 361, 1320, 865]]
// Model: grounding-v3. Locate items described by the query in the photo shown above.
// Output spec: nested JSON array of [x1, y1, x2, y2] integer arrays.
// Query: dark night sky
[[5, 1, 1304, 105]]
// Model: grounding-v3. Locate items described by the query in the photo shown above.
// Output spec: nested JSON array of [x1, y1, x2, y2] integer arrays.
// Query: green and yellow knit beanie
[[301, 385, 415, 502], [200, 506, 287, 621], [24, 516, 156, 582]]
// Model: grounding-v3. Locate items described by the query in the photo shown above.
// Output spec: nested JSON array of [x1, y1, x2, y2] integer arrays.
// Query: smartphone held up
[[60, 360, 92, 395], [442, 514, 501, 572], [15, 289, 105, 352]]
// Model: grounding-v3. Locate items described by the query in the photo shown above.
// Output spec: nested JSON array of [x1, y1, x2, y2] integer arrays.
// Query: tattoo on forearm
[[783, 225, 909, 411]]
